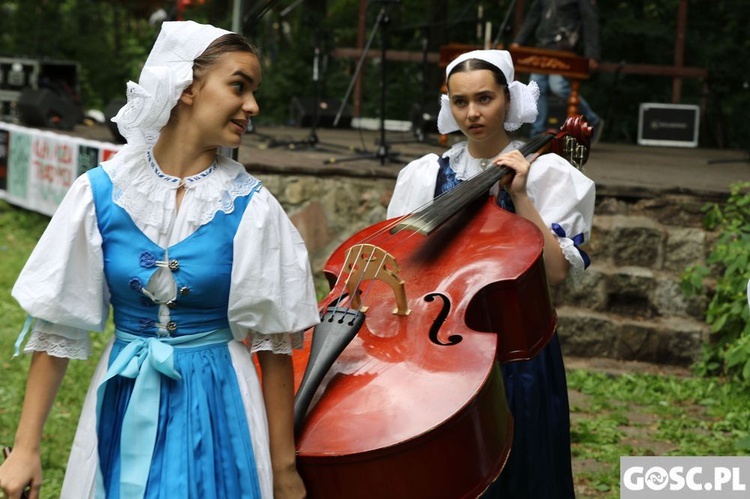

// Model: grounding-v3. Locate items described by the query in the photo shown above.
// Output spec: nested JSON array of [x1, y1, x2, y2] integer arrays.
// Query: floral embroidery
[[139, 251, 156, 268]]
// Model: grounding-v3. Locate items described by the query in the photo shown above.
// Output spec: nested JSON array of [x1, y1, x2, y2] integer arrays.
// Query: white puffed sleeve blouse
[[12, 148, 320, 359], [387, 140, 596, 286]]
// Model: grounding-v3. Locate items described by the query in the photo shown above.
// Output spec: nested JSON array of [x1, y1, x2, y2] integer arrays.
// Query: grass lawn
[[566, 362, 750, 497], [1, 199, 749, 498]]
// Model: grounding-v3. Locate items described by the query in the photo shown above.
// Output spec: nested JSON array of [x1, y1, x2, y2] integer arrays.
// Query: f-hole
[[424, 292, 462, 346]]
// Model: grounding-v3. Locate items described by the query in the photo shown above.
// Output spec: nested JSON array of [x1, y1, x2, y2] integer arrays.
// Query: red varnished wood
[[290, 195, 555, 498]]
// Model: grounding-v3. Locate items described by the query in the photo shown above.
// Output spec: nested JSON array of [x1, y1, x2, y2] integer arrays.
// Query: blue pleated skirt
[[483, 333, 576, 498], [97, 338, 262, 498]]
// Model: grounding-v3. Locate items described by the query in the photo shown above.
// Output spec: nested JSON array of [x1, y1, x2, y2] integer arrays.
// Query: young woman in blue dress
[[387, 49, 596, 498], [0, 21, 319, 499]]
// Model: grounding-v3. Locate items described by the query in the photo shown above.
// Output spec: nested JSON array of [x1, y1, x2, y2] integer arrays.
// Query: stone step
[[556, 306, 708, 366], [587, 214, 708, 271], [549, 209, 715, 367], [553, 262, 708, 321]]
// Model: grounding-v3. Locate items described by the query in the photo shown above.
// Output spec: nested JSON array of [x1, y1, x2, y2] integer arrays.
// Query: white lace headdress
[[111, 20, 231, 147], [436, 49, 539, 134]]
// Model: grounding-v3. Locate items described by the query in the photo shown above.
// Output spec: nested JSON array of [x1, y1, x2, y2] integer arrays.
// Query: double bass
[[289, 117, 592, 498]]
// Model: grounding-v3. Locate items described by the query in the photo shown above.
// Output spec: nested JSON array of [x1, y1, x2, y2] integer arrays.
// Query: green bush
[[1, 1, 748, 148], [682, 182, 750, 382]]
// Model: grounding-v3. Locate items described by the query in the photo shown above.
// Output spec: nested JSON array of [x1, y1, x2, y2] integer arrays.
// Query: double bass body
[[291, 195, 556, 498]]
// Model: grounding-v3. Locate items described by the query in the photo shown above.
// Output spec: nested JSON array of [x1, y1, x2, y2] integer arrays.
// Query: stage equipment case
[[637, 103, 700, 148]]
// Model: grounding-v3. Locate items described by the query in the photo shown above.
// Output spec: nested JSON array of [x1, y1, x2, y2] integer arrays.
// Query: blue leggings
[[530, 73, 601, 136]]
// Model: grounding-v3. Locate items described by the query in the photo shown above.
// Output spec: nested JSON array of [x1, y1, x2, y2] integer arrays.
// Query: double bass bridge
[[343, 244, 410, 316]]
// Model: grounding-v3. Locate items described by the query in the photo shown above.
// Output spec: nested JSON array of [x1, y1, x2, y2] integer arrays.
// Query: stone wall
[[256, 170, 722, 367], [553, 187, 723, 366], [256, 173, 395, 271]]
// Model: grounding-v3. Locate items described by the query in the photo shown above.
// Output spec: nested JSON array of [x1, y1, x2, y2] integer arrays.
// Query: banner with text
[[0, 122, 120, 217]]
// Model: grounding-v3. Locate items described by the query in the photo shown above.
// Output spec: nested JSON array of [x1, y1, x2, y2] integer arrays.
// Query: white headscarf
[[111, 21, 231, 147], [436, 49, 539, 134]]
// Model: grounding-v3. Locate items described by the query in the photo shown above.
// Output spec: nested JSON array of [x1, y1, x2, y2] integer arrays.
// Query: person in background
[[387, 49, 595, 498], [511, 0, 603, 142], [0, 21, 319, 499]]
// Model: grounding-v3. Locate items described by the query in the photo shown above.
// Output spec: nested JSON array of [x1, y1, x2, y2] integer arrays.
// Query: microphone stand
[[265, 27, 352, 153], [243, 0, 282, 34], [492, 0, 518, 47], [368, 11, 488, 149], [324, 1, 402, 166], [239, 0, 295, 148], [380, 28, 443, 147]]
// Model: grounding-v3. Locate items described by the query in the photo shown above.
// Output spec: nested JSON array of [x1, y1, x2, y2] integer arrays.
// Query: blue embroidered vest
[[87, 166, 258, 336], [434, 156, 516, 212]]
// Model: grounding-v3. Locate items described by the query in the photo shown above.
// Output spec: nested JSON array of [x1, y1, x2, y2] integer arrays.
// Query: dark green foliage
[[0, 0, 747, 147], [591, 0, 750, 147], [682, 182, 750, 384]]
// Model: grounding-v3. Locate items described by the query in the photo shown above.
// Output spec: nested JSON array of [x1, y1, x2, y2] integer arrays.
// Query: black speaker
[[104, 98, 127, 143], [289, 97, 352, 128], [16, 87, 82, 131], [638, 103, 699, 147]]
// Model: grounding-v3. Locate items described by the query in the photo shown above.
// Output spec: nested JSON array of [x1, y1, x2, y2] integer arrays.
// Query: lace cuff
[[560, 239, 586, 287], [247, 331, 304, 355], [24, 331, 91, 360]]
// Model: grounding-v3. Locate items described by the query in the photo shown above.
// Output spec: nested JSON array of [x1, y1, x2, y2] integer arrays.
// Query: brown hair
[[447, 58, 510, 101], [192, 33, 259, 83], [169, 34, 259, 124]]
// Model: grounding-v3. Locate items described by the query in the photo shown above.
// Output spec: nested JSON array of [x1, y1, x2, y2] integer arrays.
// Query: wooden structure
[[335, 0, 704, 117]]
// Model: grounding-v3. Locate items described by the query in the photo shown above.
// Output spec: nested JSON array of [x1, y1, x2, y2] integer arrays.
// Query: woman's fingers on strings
[[494, 152, 530, 174]]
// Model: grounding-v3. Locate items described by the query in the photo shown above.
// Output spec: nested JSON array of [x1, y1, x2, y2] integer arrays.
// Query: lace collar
[[145, 149, 218, 188], [441, 140, 523, 181], [102, 146, 261, 236]]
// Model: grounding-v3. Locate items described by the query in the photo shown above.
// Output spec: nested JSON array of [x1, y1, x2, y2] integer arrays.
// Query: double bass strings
[[393, 132, 554, 236], [326, 169, 511, 314], [325, 132, 556, 313], [329, 244, 367, 312], [329, 244, 382, 315]]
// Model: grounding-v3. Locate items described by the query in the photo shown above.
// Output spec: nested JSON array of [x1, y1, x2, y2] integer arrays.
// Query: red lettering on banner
[[33, 138, 50, 160], [34, 161, 72, 188], [56, 164, 72, 187], [56, 143, 73, 166], [31, 138, 74, 188], [35, 160, 51, 182]]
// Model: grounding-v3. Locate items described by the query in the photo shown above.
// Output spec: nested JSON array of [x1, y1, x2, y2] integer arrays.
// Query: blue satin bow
[[552, 223, 591, 268]]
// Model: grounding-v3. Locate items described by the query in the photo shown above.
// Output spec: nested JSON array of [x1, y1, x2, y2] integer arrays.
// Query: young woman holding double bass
[[387, 49, 595, 498], [288, 49, 594, 498]]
